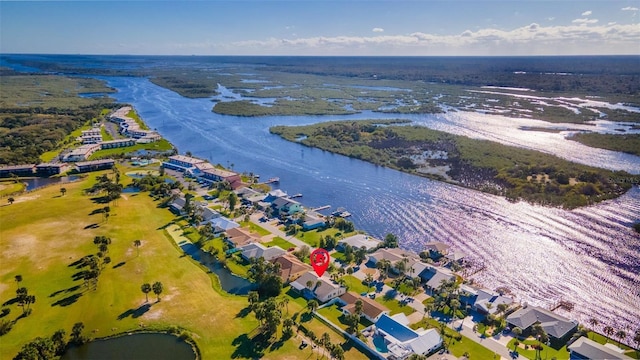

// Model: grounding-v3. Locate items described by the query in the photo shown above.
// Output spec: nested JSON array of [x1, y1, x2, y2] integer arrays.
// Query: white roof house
[[338, 234, 381, 251], [290, 271, 346, 303], [568, 337, 632, 360], [374, 314, 443, 359], [240, 243, 286, 262]]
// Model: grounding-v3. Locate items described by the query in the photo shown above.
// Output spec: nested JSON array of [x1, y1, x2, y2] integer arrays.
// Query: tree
[[321, 332, 331, 359], [588, 318, 598, 338], [248, 291, 259, 309], [633, 329, 640, 353], [51, 329, 67, 355], [247, 257, 282, 298], [134, 239, 142, 257], [383, 233, 398, 248], [71, 322, 85, 344], [604, 325, 615, 343], [14, 274, 22, 289], [513, 327, 523, 338], [152, 281, 163, 302], [615, 330, 627, 346], [514, 340, 520, 352], [228, 192, 237, 212], [307, 299, 319, 313], [364, 273, 374, 291], [141, 283, 152, 302], [8, 197, 15, 205], [282, 317, 294, 338], [60, 187, 67, 196]]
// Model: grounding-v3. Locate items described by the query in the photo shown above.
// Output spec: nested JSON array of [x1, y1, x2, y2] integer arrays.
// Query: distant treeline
[[7, 55, 640, 97]]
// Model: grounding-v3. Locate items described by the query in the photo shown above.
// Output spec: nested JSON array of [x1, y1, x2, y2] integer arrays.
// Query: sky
[[1, 0, 639, 56]]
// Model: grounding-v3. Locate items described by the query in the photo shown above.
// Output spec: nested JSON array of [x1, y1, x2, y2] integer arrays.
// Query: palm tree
[[307, 299, 318, 314], [141, 283, 152, 302], [604, 325, 615, 343], [14, 275, 22, 289], [615, 330, 627, 347], [152, 281, 163, 302], [364, 273, 374, 292], [60, 187, 67, 196], [321, 332, 331, 359], [513, 327, 523, 338], [133, 240, 142, 257], [282, 297, 290, 315], [588, 318, 599, 339]]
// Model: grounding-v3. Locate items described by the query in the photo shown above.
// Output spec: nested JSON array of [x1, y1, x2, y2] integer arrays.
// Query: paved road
[[249, 212, 311, 250]]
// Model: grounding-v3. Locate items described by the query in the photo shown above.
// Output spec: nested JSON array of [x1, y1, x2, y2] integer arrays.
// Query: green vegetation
[[0, 170, 370, 359], [213, 99, 356, 117], [88, 139, 174, 160], [316, 304, 372, 332], [238, 221, 271, 236], [567, 133, 640, 156], [262, 236, 295, 250], [0, 75, 116, 165], [271, 120, 639, 208], [375, 295, 415, 316], [411, 318, 496, 359], [507, 338, 569, 360], [340, 275, 369, 294], [126, 108, 149, 130], [295, 226, 355, 247], [0, 181, 26, 197]]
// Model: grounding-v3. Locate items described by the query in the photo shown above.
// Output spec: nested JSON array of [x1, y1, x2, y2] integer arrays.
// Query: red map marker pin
[[310, 248, 330, 277]]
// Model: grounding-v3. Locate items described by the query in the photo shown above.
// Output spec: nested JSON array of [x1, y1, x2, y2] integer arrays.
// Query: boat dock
[[312, 205, 331, 211], [332, 207, 351, 217]]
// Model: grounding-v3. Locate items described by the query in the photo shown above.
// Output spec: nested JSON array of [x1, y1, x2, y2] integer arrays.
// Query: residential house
[[35, 163, 69, 176], [271, 254, 312, 284], [80, 128, 102, 144], [169, 196, 187, 214], [423, 242, 450, 259], [224, 227, 259, 248], [368, 248, 424, 276], [209, 217, 239, 234], [290, 271, 346, 303], [506, 305, 578, 344], [337, 234, 381, 252], [0, 164, 35, 178], [568, 337, 632, 360], [240, 243, 286, 262], [271, 197, 303, 216], [459, 284, 513, 315], [75, 159, 115, 173], [418, 265, 456, 293], [372, 314, 443, 359], [301, 213, 326, 231], [337, 292, 390, 323], [263, 189, 288, 203]]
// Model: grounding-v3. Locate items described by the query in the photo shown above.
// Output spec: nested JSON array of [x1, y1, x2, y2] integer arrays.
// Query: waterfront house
[[271, 254, 312, 284], [75, 159, 115, 173], [459, 284, 513, 315], [271, 197, 303, 216], [371, 314, 443, 359], [200, 167, 242, 188], [35, 163, 70, 176], [290, 271, 346, 303], [301, 213, 326, 230], [568, 336, 632, 360], [337, 234, 381, 252], [240, 242, 286, 262], [423, 242, 451, 259], [337, 292, 390, 323], [162, 155, 207, 172], [418, 265, 456, 293], [263, 189, 288, 203], [506, 305, 578, 344], [0, 164, 35, 178]]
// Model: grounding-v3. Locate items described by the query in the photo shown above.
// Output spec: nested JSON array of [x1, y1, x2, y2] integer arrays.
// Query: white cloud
[[372, 28, 384, 33], [228, 22, 640, 56], [582, 10, 592, 16], [547, 17, 555, 21], [572, 18, 599, 24], [621, 6, 639, 11]]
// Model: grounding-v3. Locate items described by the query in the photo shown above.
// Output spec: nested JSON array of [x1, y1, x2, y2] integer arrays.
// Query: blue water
[[24, 176, 80, 191], [373, 335, 389, 353], [3, 55, 639, 342]]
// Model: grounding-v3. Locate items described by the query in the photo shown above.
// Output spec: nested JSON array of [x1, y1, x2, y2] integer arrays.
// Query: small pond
[[62, 333, 196, 360], [24, 176, 80, 191]]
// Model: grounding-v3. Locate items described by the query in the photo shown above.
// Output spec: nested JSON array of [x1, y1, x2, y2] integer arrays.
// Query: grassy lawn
[[100, 126, 114, 141], [587, 332, 639, 359], [411, 318, 496, 359], [507, 338, 569, 360], [375, 295, 415, 316], [0, 172, 362, 359], [0, 181, 25, 197], [317, 304, 373, 332], [262, 236, 295, 250], [239, 221, 271, 237], [295, 227, 355, 247], [88, 139, 173, 160], [341, 275, 370, 294]]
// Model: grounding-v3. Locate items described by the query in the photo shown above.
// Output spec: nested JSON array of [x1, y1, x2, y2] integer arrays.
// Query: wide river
[[104, 76, 639, 337]]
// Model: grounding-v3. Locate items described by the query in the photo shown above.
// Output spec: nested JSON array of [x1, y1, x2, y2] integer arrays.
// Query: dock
[[312, 205, 331, 211], [332, 207, 351, 218], [265, 177, 280, 184], [289, 193, 303, 198]]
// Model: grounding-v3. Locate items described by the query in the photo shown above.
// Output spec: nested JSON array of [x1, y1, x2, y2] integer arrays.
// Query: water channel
[[100, 75, 640, 335], [61, 333, 195, 360]]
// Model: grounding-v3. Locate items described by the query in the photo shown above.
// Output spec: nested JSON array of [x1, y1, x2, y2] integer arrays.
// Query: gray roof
[[424, 242, 450, 253], [407, 328, 443, 355], [568, 337, 632, 360], [506, 305, 578, 339], [474, 289, 513, 314], [338, 234, 381, 251], [419, 266, 455, 289], [240, 243, 286, 261]]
